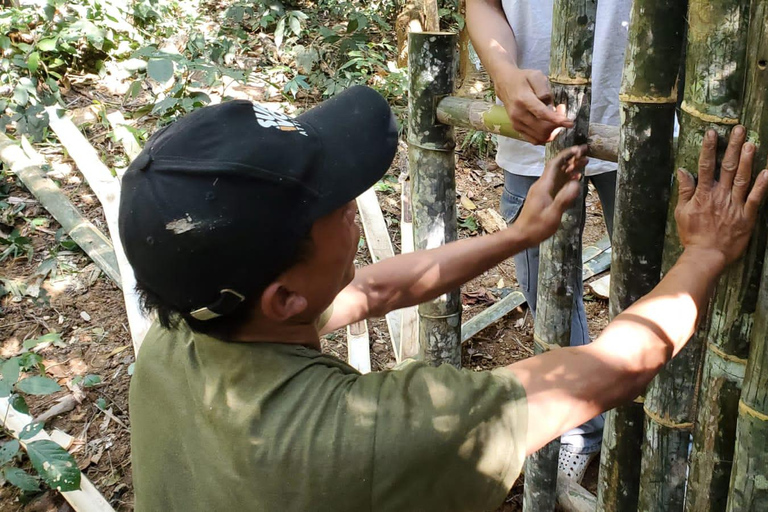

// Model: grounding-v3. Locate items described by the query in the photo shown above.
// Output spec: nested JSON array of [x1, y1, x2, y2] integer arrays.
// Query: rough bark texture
[[687, 1, 762, 509], [639, 1, 751, 510], [523, 3, 596, 509], [407, 32, 462, 367], [596, 1, 687, 511], [725, 1, 768, 509], [436, 96, 618, 162]]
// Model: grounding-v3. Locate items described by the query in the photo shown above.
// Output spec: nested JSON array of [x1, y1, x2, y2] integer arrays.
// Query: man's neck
[[229, 317, 322, 351]]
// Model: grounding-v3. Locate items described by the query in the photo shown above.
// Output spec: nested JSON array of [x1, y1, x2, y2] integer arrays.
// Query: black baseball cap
[[119, 85, 398, 321]]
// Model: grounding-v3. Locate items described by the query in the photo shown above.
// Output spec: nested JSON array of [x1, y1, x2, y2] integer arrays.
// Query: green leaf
[[3, 467, 40, 492], [18, 353, 42, 371], [23, 332, 62, 350], [10, 394, 29, 415], [37, 38, 57, 52], [81, 375, 101, 388], [19, 422, 44, 441], [26, 440, 80, 492], [28, 52, 40, 75], [151, 97, 178, 116], [13, 87, 29, 107], [0, 440, 20, 465], [289, 15, 301, 36], [127, 363, 135, 376], [96, 397, 107, 410], [1, 358, 20, 384], [274, 18, 286, 48], [16, 376, 61, 396], [0, 380, 13, 398], [147, 58, 174, 83]]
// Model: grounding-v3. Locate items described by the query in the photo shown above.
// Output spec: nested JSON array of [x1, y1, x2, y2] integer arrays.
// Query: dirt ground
[[0, 84, 610, 510]]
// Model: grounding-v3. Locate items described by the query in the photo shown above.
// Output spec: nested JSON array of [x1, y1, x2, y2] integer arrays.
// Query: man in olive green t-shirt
[[119, 86, 767, 511]]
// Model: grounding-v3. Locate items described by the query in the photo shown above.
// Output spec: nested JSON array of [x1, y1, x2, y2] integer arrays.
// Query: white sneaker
[[558, 447, 598, 484]]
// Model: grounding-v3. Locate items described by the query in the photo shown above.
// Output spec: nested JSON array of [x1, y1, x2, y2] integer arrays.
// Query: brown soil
[[0, 88, 609, 512]]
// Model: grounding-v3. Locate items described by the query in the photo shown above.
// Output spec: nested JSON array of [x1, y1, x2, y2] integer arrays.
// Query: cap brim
[[297, 85, 398, 218]]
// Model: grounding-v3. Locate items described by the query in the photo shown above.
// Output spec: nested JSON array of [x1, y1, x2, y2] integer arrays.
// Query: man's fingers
[[745, 169, 768, 220], [543, 145, 586, 191], [677, 168, 696, 205], [732, 141, 756, 204], [719, 125, 746, 190], [527, 72, 554, 105], [697, 129, 718, 191], [529, 101, 572, 129], [552, 180, 582, 212]]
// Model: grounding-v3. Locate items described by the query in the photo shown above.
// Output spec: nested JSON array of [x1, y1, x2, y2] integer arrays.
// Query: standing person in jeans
[[467, 0, 632, 482]]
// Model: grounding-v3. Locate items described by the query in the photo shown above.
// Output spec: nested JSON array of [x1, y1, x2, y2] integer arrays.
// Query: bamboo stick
[[596, 1, 687, 510], [436, 96, 618, 163], [639, 0, 752, 509], [723, 1, 768, 509], [347, 319, 372, 374], [0, 133, 121, 285], [399, 178, 420, 360], [523, 1, 595, 509], [46, 107, 151, 355], [407, 31, 462, 367]]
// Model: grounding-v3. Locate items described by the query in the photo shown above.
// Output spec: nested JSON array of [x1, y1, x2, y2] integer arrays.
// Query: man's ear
[[260, 282, 308, 321]]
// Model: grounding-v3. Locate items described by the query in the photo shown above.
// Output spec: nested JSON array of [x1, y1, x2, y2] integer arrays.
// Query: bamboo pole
[[436, 97, 618, 162], [407, 31, 462, 367], [723, 1, 768, 509], [399, 179, 420, 360], [687, 0, 766, 508], [596, 1, 688, 510], [638, 0, 752, 509], [0, 133, 121, 285], [523, 1, 595, 510]]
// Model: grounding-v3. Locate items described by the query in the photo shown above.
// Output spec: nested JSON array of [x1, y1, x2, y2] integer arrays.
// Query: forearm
[[466, 0, 520, 83], [509, 247, 725, 454], [351, 225, 531, 317]]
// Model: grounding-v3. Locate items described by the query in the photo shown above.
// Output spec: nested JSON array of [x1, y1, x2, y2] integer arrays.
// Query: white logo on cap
[[251, 104, 307, 136]]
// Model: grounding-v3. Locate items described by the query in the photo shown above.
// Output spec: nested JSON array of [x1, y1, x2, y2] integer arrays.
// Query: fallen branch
[[33, 395, 79, 425], [0, 397, 115, 512], [0, 133, 121, 285]]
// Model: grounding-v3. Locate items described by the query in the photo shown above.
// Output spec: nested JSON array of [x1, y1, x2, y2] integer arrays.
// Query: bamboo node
[[549, 76, 591, 86], [643, 406, 694, 430], [738, 399, 768, 422], [419, 312, 461, 320], [532, 334, 562, 352], [618, 93, 677, 105], [680, 101, 740, 125], [707, 342, 748, 365]]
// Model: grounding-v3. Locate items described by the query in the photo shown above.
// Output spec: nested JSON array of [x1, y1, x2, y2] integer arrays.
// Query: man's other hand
[[497, 68, 573, 145], [514, 145, 587, 245], [676, 126, 768, 268]]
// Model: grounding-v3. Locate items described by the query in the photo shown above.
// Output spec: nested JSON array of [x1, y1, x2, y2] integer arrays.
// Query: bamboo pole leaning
[[686, 1, 765, 509], [407, 31, 462, 367], [638, 0, 752, 510], [595, 1, 688, 511], [724, 1, 768, 508], [523, 1, 595, 510]]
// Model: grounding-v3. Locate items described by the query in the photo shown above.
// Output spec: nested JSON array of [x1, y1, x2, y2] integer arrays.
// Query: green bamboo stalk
[[686, 1, 766, 510], [523, 1, 595, 510], [596, 1, 688, 511], [638, 0, 752, 510], [435, 97, 618, 162], [725, 1, 768, 509], [407, 31, 462, 367]]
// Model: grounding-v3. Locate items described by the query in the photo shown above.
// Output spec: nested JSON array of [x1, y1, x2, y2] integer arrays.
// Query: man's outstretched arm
[[319, 146, 587, 335], [509, 127, 768, 454]]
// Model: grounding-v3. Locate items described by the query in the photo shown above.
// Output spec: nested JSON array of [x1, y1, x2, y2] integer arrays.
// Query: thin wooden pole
[[407, 31, 462, 367], [639, 0, 752, 509], [722, 1, 768, 509], [596, 1, 688, 510], [523, 0, 595, 509], [436, 96, 619, 163]]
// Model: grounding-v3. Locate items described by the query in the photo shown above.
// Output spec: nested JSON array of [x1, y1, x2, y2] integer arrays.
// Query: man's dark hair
[[136, 233, 314, 339]]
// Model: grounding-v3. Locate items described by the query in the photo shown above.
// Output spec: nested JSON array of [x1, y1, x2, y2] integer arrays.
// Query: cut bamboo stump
[[46, 107, 151, 355], [0, 133, 120, 285], [524, 0, 596, 510], [399, 178, 420, 360], [407, 31, 462, 367], [0, 397, 115, 512], [639, 0, 752, 509], [595, 1, 687, 510], [436, 96, 618, 163]]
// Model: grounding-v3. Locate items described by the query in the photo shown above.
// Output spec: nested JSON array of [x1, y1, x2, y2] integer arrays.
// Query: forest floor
[[0, 37, 611, 512]]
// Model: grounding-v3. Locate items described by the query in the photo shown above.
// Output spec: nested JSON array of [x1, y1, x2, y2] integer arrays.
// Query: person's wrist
[[502, 221, 539, 249], [680, 245, 728, 276]]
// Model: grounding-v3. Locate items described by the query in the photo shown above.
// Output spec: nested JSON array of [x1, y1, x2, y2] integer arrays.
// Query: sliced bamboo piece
[[436, 96, 618, 162], [0, 133, 120, 285], [346, 320, 372, 374], [46, 107, 151, 355], [407, 31, 462, 367], [639, 0, 752, 509], [596, 1, 687, 510], [524, 0, 596, 509], [399, 178, 420, 360], [0, 397, 115, 512]]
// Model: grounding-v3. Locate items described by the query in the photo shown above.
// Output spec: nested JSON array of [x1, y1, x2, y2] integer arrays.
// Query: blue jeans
[[501, 171, 616, 455]]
